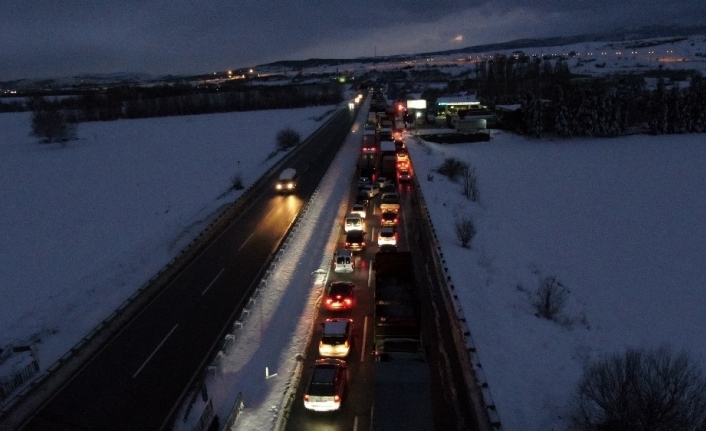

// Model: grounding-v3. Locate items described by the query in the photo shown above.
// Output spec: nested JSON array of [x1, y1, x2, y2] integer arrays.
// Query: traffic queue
[[302, 97, 413, 413]]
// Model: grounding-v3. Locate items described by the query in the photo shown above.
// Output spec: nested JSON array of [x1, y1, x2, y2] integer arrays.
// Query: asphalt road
[[284, 172, 420, 431], [18, 105, 358, 431]]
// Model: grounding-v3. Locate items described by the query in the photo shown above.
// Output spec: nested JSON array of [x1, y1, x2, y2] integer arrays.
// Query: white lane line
[[367, 260, 373, 288], [353, 415, 359, 431], [361, 316, 368, 361], [238, 231, 256, 251], [202, 268, 225, 296], [133, 324, 178, 378], [371, 227, 375, 245], [402, 206, 410, 246]]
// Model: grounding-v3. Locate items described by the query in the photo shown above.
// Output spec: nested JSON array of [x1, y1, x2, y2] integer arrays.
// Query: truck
[[371, 252, 433, 431], [362, 129, 378, 154], [379, 140, 397, 181], [275, 168, 297, 194]]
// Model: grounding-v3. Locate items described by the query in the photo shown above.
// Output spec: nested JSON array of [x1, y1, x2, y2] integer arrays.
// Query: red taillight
[[334, 395, 341, 403], [304, 394, 309, 402], [344, 299, 352, 305], [344, 340, 350, 348], [326, 298, 332, 304], [345, 242, 350, 247]]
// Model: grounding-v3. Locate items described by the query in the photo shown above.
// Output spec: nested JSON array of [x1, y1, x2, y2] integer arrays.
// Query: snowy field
[[406, 130, 706, 430], [0, 105, 337, 382]]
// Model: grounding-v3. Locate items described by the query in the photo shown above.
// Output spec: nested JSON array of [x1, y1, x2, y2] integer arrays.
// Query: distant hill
[[257, 24, 706, 70]]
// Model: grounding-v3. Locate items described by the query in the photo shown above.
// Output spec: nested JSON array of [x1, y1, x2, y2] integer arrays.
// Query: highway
[[18, 106, 358, 431]]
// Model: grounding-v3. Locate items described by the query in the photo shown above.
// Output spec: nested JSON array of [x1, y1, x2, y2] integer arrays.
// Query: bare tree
[[436, 157, 467, 182], [574, 346, 706, 431], [276, 127, 301, 151], [454, 215, 476, 248], [461, 165, 479, 201], [31, 108, 77, 144], [533, 276, 568, 320], [231, 172, 244, 190]]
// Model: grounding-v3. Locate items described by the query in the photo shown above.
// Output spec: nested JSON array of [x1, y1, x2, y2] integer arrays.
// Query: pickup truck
[[379, 192, 399, 213]]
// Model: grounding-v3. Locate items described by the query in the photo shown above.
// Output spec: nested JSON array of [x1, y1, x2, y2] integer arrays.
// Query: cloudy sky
[[1, 0, 705, 81]]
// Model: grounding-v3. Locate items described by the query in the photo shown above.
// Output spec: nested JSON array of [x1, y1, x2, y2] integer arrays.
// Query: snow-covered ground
[[406, 130, 706, 430]]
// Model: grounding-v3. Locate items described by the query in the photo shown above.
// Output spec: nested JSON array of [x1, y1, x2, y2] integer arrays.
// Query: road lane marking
[[133, 324, 178, 378], [367, 260, 373, 288], [202, 268, 225, 296], [354, 415, 359, 431], [361, 316, 368, 361], [238, 231, 256, 251]]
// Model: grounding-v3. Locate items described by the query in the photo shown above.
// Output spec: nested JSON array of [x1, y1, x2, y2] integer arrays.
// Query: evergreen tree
[[554, 87, 572, 138], [648, 78, 669, 135]]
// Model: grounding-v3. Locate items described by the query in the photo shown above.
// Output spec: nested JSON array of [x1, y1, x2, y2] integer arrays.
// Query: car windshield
[[382, 213, 395, 220], [347, 232, 363, 241], [329, 283, 352, 295], [321, 335, 346, 345]]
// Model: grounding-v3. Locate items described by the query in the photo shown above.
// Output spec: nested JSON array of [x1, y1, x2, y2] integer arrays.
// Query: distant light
[[453, 35, 463, 42]]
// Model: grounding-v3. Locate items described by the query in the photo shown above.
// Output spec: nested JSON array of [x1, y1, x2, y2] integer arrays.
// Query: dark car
[[355, 191, 370, 206], [380, 211, 398, 227], [323, 281, 355, 311], [344, 230, 366, 252]]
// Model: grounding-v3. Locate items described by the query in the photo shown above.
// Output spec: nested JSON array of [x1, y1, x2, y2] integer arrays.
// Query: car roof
[[323, 319, 350, 335], [346, 230, 364, 239], [329, 281, 354, 292], [311, 365, 337, 383]]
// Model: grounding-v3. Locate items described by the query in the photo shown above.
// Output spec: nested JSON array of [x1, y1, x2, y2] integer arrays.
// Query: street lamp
[[415, 112, 421, 135]]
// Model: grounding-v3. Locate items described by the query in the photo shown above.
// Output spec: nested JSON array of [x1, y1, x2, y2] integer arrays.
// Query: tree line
[[30, 82, 343, 123], [475, 54, 706, 138]]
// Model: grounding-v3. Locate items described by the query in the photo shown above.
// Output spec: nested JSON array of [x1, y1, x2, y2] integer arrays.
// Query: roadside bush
[[461, 165, 479, 201], [454, 215, 476, 248], [31, 108, 77, 144], [436, 157, 468, 182], [231, 172, 244, 190], [574, 346, 706, 431], [276, 127, 301, 151], [533, 276, 567, 320]]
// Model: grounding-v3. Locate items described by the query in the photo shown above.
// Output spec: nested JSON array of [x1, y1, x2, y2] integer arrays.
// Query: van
[[333, 249, 354, 274], [344, 214, 363, 233], [275, 168, 297, 194]]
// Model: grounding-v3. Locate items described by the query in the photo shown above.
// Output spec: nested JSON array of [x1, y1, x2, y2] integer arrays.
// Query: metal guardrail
[[405, 139, 503, 431], [0, 106, 350, 431]]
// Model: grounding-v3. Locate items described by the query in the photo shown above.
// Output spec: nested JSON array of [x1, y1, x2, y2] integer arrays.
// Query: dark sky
[[2, 0, 705, 81]]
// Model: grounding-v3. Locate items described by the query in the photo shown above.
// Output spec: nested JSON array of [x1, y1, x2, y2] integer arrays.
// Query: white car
[[319, 319, 352, 358], [378, 227, 397, 247], [344, 214, 363, 233], [303, 359, 348, 411], [351, 203, 367, 219], [333, 249, 354, 273]]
